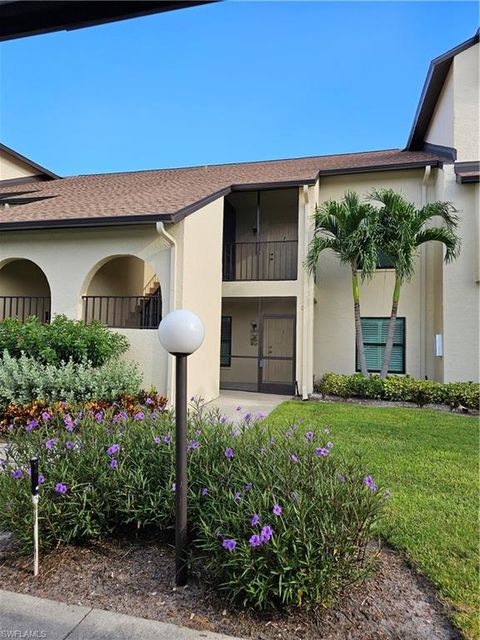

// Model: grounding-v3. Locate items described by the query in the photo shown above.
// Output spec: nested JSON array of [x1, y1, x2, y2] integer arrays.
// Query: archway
[[0, 259, 51, 323], [83, 255, 162, 329]]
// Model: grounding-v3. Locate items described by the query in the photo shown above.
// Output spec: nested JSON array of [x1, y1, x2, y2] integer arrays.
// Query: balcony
[[83, 295, 161, 329], [223, 240, 298, 281], [0, 296, 51, 323]]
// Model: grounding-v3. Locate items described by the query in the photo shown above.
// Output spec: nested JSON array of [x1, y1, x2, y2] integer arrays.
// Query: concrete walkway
[[206, 390, 288, 423], [0, 590, 242, 640]]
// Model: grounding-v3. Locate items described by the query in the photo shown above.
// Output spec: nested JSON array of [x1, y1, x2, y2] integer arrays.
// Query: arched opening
[[0, 259, 51, 323], [83, 255, 162, 329]]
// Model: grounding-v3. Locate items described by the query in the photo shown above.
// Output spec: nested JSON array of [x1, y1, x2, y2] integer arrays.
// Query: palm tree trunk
[[380, 275, 401, 379], [352, 266, 369, 378]]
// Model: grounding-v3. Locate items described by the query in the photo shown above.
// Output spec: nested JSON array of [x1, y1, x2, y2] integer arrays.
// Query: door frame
[[258, 311, 296, 395]]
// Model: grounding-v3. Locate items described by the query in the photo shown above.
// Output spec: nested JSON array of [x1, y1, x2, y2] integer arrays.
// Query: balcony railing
[[83, 295, 162, 329], [0, 296, 51, 323], [223, 240, 298, 281]]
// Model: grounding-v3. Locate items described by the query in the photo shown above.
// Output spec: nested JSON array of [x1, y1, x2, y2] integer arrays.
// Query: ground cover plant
[[316, 372, 479, 410], [267, 401, 479, 638], [0, 402, 386, 610]]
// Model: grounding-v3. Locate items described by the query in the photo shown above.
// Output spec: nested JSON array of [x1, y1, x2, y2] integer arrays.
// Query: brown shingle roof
[[0, 148, 446, 229]]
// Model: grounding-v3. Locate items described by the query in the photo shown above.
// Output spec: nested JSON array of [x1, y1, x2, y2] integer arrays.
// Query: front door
[[259, 314, 295, 394]]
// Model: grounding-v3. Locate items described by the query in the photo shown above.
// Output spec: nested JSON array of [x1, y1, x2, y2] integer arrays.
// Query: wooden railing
[[223, 240, 298, 281], [83, 295, 162, 329], [0, 296, 51, 323]]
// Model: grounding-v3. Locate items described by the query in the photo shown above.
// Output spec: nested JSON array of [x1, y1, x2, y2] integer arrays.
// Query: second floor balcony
[[223, 240, 298, 281]]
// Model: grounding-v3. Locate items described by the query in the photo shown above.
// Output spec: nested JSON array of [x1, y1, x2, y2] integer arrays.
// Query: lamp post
[[158, 309, 205, 586]]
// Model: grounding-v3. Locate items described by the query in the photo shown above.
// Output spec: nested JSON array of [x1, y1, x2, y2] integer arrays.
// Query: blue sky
[[0, 1, 477, 176]]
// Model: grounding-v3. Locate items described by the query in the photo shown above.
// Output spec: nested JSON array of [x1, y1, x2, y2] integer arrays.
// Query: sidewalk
[[0, 590, 242, 640]]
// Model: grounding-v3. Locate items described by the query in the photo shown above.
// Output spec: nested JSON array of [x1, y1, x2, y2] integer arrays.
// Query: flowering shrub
[[316, 373, 479, 410], [0, 402, 386, 610], [0, 351, 142, 411], [0, 315, 129, 366]]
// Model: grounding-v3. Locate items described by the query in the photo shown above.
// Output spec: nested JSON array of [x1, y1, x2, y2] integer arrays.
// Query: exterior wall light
[[158, 309, 204, 586]]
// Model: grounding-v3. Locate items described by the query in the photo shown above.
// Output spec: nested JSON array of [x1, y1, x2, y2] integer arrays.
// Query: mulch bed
[[0, 533, 461, 640]]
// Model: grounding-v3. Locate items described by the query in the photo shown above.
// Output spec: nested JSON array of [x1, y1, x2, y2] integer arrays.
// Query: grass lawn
[[267, 401, 479, 639]]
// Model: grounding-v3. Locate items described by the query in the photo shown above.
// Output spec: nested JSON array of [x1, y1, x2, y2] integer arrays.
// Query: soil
[[310, 393, 478, 416], [0, 533, 461, 640]]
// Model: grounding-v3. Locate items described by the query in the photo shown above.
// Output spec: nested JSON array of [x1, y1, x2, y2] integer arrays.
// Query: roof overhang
[[455, 161, 480, 184], [405, 30, 479, 151], [0, 1, 216, 42], [0, 143, 59, 180]]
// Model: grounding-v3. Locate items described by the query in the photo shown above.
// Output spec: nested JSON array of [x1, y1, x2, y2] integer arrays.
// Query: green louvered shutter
[[358, 318, 405, 373], [220, 316, 232, 367]]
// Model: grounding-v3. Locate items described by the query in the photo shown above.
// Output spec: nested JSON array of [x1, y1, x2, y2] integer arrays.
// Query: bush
[[315, 372, 479, 410], [0, 404, 386, 610], [0, 351, 142, 411], [0, 315, 129, 367]]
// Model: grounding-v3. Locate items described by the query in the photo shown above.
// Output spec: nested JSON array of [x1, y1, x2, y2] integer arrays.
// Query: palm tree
[[306, 191, 378, 377], [369, 188, 461, 379]]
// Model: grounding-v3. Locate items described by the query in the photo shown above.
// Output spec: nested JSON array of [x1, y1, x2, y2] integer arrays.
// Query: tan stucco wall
[[454, 43, 479, 162], [87, 256, 148, 296], [0, 259, 50, 296], [0, 151, 39, 181], [168, 198, 224, 402], [313, 170, 428, 381], [425, 65, 454, 149], [0, 225, 172, 391]]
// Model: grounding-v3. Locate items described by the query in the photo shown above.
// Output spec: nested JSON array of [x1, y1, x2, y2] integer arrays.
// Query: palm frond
[[305, 236, 340, 274], [415, 227, 461, 263]]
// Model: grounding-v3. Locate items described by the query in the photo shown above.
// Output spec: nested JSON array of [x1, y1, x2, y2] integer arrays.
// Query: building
[[0, 32, 478, 401]]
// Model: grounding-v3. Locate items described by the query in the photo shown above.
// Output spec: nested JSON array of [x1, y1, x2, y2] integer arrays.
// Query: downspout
[[301, 185, 310, 400], [156, 221, 177, 400], [420, 165, 431, 378]]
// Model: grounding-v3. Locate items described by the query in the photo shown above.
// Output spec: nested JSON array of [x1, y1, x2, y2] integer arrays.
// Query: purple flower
[[290, 423, 298, 431], [95, 411, 104, 424], [134, 411, 145, 420], [235, 406, 241, 412], [272, 504, 282, 516], [222, 539, 237, 551], [146, 397, 154, 405], [363, 475, 378, 492], [41, 411, 51, 421], [244, 412, 252, 423], [55, 483, 68, 494], [164, 434, 172, 445], [25, 419, 39, 432], [326, 441, 334, 449], [189, 440, 200, 450], [244, 482, 253, 492], [154, 436, 161, 444], [64, 415, 75, 432], [249, 534, 261, 548], [11, 468, 22, 480], [107, 444, 120, 456], [201, 487, 208, 496], [109, 459, 118, 469], [225, 447, 234, 459], [315, 447, 329, 457], [171, 482, 176, 492], [260, 525, 273, 543], [234, 491, 241, 501], [305, 431, 314, 441], [256, 412, 266, 420], [230, 428, 239, 438], [285, 431, 293, 439], [219, 415, 227, 424], [250, 514, 260, 526], [45, 438, 56, 450], [38, 474, 45, 485], [338, 474, 345, 482], [290, 453, 299, 463]]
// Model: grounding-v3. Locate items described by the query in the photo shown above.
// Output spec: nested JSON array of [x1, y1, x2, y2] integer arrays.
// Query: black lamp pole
[[175, 353, 188, 586]]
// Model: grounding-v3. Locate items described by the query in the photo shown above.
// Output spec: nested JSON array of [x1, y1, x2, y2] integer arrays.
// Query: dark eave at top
[[0, 1, 216, 42], [405, 30, 479, 151]]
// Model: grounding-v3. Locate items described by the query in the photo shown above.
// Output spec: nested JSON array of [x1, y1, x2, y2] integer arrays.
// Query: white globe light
[[158, 309, 205, 355]]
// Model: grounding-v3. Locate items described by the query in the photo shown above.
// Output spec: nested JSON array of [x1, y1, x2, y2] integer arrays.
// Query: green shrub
[[0, 315, 129, 367], [0, 351, 142, 410], [0, 405, 386, 610], [315, 372, 479, 410]]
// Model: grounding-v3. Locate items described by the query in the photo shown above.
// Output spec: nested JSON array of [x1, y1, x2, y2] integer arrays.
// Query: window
[[357, 317, 405, 373], [376, 249, 395, 269], [220, 316, 232, 367]]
